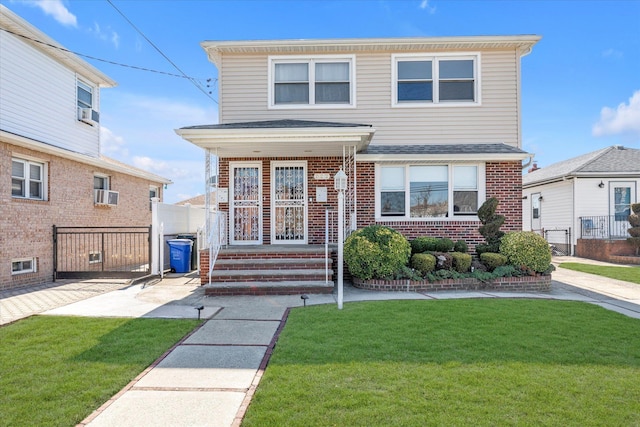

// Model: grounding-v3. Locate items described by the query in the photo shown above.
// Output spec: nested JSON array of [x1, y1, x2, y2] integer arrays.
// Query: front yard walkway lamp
[[334, 168, 348, 310]]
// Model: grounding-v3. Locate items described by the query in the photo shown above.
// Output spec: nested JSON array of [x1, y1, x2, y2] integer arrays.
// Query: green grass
[[559, 262, 640, 284], [243, 300, 640, 426], [0, 316, 199, 427]]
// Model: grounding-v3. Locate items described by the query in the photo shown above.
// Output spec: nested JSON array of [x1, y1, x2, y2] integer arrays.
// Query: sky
[[3, 0, 639, 203]]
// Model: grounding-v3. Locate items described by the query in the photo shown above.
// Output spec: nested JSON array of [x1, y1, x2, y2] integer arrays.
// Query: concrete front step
[[214, 258, 332, 270], [210, 269, 330, 282], [204, 280, 334, 296]]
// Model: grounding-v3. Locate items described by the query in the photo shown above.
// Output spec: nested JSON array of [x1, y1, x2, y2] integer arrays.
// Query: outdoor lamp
[[334, 168, 347, 192], [598, 181, 605, 188]]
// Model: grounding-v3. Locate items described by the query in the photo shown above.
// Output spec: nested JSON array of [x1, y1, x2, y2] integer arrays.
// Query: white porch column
[[150, 197, 160, 275]]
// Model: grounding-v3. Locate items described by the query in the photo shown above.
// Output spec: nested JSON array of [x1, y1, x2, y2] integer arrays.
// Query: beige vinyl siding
[[219, 49, 520, 147], [0, 31, 101, 156]]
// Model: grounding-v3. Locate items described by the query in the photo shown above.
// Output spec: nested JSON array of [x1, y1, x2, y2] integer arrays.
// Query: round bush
[[454, 240, 468, 253], [480, 252, 508, 271], [410, 237, 439, 254], [500, 231, 552, 273], [411, 253, 436, 275], [450, 252, 472, 273], [344, 225, 411, 280], [435, 238, 454, 252]]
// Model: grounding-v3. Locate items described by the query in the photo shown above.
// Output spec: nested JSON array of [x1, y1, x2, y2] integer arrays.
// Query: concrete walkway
[[1, 258, 639, 427]]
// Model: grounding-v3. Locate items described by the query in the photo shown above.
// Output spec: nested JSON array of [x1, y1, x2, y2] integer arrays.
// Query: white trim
[[229, 161, 263, 245], [11, 257, 37, 275], [93, 173, 110, 190], [374, 162, 485, 221], [268, 54, 356, 109], [89, 251, 103, 264], [270, 160, 308, 244], [391, 52, 481, 107], [11, 156, 47, 201]]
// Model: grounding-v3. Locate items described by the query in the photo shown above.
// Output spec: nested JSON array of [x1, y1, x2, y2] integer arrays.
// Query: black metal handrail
[[578, 215, 631, 240]]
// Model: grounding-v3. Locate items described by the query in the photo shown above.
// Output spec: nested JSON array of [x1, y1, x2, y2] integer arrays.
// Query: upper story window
[[269, 56, 355, 108], [393, 54, 479, 106], [77, 79, 100, 124], [12, 158, 46, 200], [378, 163, 483, 219], [77, 80, 93, 109], [94, 175, 109, 191]]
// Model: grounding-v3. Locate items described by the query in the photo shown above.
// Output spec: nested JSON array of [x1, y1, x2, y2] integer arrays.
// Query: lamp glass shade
[[334, 168, 348, 191]]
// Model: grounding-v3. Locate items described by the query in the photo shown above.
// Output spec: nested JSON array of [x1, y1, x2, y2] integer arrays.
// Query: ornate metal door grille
[[273, 164, 306, 243], [231, 165, 261, 244]]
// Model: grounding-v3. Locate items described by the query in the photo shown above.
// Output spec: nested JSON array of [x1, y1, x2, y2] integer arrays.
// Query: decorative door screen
[[273, 164, 306, 242], [232, 166, 261, 243]]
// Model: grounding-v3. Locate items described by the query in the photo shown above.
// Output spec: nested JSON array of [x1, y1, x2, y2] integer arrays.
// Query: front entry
[[272, 161, 307, 244], [230, 162, 262, 245]]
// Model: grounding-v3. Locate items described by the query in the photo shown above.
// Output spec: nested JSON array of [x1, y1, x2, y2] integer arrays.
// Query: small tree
[[628, 203, 640, 256], [476, 197, 505, 255]]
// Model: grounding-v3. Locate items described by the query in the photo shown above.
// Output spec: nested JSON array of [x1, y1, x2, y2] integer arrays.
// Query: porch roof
[[357, 143, 531, 162], [175, 119, 375, 158]]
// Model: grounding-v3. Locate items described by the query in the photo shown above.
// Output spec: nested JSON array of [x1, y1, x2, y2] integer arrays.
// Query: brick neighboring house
[[0, 5, 171, 290], [177, 36, 539, 251]]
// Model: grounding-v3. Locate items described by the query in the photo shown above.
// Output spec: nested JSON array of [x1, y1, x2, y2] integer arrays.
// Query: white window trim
[[11, 157, 47, 201], [268, 55, 356, 109], [391, 52, 481, 108], [77, 78, 94, 109], [94, 173, 110, 190], [12, 257, 37, 275], [89, 251, 103, 264], [374, 162, 486, 221]]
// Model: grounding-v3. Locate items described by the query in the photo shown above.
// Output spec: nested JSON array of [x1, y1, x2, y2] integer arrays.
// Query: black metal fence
[[578, 215, 631, 240], [544, 228, 571, 256], [53, 225, 151, 280]]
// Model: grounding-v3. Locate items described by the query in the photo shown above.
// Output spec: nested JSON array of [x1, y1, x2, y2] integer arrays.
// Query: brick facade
[[216, 157, 522, 252], [1, 141, 162, 290]]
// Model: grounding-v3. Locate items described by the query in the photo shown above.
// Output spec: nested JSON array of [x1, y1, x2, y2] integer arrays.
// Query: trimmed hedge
[[500, 231, 552, 273], [411, 253, 437, 275], [451, 252, 472, 273], [480, 252, 508, 271], [344, 225, 411, 280]]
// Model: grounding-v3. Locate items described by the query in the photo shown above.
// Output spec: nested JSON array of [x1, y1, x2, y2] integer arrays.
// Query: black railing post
[[52, 225, 57, 282], [148, 225, 152, 274]]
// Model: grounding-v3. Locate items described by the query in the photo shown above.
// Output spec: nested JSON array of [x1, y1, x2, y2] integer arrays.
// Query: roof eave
[[358, 152, 530, 162]]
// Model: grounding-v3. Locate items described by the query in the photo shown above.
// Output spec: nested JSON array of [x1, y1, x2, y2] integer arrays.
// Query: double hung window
[[394, 54, 478, 105], [77, 80, 93, 109], [12, 158, 45, 200], [271, 56, 354, 107], [379, 164, 481, 219]]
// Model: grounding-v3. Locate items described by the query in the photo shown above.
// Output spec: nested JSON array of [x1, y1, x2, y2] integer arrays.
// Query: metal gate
[[543, 228, 572, 256], [53, 225, 151, 280]]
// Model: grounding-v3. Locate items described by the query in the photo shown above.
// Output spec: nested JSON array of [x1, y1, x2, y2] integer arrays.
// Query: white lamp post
[[334, 168, 347, 310]]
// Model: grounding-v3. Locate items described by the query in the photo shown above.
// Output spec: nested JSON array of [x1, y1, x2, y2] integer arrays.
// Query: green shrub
[[454, 240, 468, 253], [344, 225, 411, 280], [500, 231, 552, 273], [435, 238, 455, 252], [432, 252, 453, 270], [393, 265, 424, 281], [450, 252, 472, 273], [411, 253, 437, 275], [628, 203, 640, 256], [480, 252, 508, 271], [477, 197, 505, 254], [410, 237, 439, 254], [492, 265, 523, 277]]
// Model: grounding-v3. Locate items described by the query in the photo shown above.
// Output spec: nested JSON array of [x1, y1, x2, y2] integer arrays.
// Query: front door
[[610, 181, 637, 237], [230, 162, 262, 245], [272, 161, 307, 244]]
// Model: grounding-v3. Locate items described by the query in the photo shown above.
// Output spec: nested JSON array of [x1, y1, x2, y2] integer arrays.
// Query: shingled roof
[[523, 145, 640, 186]]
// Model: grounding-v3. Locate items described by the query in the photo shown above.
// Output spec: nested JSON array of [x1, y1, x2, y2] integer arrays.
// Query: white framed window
[[12, 158, 46, 200], [377, 163, 484, 220], [269, 55, 355, 108], [94, 175, 110, 191], [392, 53, 480, 106], [12, 257, 37, 275], [149, 186, 159, 200], [77, 79, 94, 109]]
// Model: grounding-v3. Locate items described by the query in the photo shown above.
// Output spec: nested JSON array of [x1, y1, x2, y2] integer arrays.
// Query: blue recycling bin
[[167, 239, 193, 273]]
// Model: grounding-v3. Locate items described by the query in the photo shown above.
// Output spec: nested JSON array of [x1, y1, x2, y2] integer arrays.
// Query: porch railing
[[579, 215, 631, 240], [201, 211, 227, 284]]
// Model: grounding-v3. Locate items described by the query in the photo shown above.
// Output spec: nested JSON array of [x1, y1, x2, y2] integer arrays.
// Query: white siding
[[0, 31, 100, 156], [219, 49, 520, 147], [522, 180, 573, 245]]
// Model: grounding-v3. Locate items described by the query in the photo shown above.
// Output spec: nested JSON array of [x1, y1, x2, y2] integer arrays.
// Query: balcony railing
[[579, 215, 631, 240]]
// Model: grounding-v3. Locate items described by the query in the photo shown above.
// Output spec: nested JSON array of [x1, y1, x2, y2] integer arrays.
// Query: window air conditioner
[[78, 107, 99, 125], [94, 189, 119, 206]]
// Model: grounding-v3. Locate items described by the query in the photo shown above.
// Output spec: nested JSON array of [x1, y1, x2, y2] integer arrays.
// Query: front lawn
[[0, 316, 199, 427], [559, 262, 640, 284], [243, 300, 640, 426]]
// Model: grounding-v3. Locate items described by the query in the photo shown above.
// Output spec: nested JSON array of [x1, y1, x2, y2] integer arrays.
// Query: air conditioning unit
[[94, 189, 119, 206], [78, 107, 99, 125]]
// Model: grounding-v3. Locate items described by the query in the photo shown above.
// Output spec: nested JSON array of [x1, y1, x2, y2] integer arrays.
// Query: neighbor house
[[0, 5, 171, 290], [523, 145, 640, 262], [175, 35, 540, 289]]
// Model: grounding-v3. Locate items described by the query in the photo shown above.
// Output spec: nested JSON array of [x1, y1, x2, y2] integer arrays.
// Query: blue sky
[[4, 0, 639, 203]]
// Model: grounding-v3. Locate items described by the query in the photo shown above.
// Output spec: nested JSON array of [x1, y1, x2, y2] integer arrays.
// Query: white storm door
[[230, 162, 262, 245], [272, 161, 307, 244], [610, 182, 636, 237]]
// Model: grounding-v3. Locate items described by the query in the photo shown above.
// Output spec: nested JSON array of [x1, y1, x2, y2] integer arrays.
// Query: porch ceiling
[[175, 121, 376, 158]]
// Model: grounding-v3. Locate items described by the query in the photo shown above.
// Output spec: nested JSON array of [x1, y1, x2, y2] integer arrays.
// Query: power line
[[0, 27, 217, 91], [106, 0, 216, 103]]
